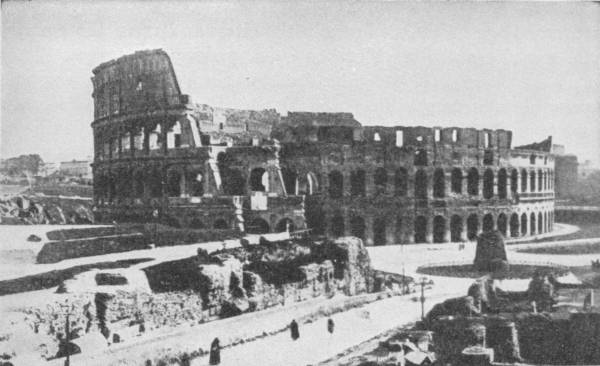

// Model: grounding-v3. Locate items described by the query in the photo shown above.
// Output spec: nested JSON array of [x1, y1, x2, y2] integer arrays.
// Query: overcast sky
[[2, 1, 599, 165]]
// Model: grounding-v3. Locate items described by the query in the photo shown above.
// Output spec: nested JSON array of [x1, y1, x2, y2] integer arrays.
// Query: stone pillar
[[443, 217, 451, 243], [461, 219, 469, 242], [462, 169, 469, 197], [343, 170, 351, 197], [426, 170, 433, 199]]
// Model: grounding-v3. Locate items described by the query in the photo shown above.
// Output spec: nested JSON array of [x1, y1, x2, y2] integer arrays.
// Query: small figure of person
[[209, 337, 221, 365], [290, 319, 300, 340], [327, 318, 334, 334]]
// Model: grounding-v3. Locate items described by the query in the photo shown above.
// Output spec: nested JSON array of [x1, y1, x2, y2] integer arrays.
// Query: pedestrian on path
[[209, 337, 221, 365], [290, 319, 300, 340], [327, 318, 334, 334]]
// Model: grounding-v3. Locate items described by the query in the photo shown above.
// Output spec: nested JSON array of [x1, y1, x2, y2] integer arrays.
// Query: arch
[[328, 170, 343, 198], [538, 169, 543, 192], [249, 167, 268, 192], [188, 171, 204, 197], [395, 168, 408, 196], [510, 169, 518, 194], [351, 169, 366, 197], [538, 212, 543, 234], [166, 169, 182, 197], [222, 168, 245, 195], [450, 215, 463, 242], [167, 121, 182, 148], [133, 170, 145, 198], [497, 213, 507, 237], [414, 216, 427, 243], [521, 169, 528, 193], [467, 168, 479, 196], [350, 216, 365, 241], [467, 214, 479, 240], [281, 168, 297, 195], [451, 168, 462, 194], [530, 212, 536, 235], [373, 217, 387, 246], [275, 218, 295, 233], [483, 213, 494, 232], [497, 168, 507, 199], [330, 215, 345, 237], [521, 213, 528, 236], [149, 124, 162, 150], [433, 216, 446, 243], [246, 218, 269, 234], [306, 172, 319, 195], [414, 149, 427, 166], [530, 170, 536, 193], [483, 169, 494, 199], [374, 168, 388, 193], [415, 170, 428, 199], [510, 213, 520, 238], [433, 168, 445, 198], [190, 218, 205, 229]]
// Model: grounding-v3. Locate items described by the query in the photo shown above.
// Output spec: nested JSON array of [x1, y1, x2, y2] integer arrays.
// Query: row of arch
[[325, 167, 554, 199], [326, 210, 554, 245]]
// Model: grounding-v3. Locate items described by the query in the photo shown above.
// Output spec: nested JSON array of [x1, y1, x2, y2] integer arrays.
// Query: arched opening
[[497, 213, 507, 237], [306, 205, 325, 235], [451, 168, 462, 194], [530, 170, 536, 193], [148, 168, 162, 198], [374, 168, 387, 194], [331, 215, 345, 237], [433, 168, 445, 198], [218, 153, 245, 195], [149, 124, 162, 150], [167, 170, 182, 197], [414, 216, 427, 243], [190, 218, 204, 229], [450, 215, 463, 242], [510, 169, 518, 194], [483, 213, 494, 233], [483, 169, 494, 199], [521, 213, 528, 236], [214, 219, 229, 230], [281, 168, 297, 195], [538, 170, 543, 192], [521, 169, 528, 193], [414, 149, 427, 166], [167, 121, 182, 148], [328, 171, 343, 198], [467, 168, 479, 196], [467, 214, 479, 240], [373, 217, 387, 246], [498, 169, 507, 199], [510, 213, 520, 237], [306, 173, 319, 195], [530, 212, 536, 235], [415, 170, 428, 199], [249, 168, 268, 192], [433, 216, 446, 243], [189, 172, 204, 197], [538, 212, 543, 233], [246, 218, 269, 234], [133, 170, 145, 198], [351, 170, 366, 197], [395, 168, 408, 196], [133, 129, 144, 150], [350, 216, 365, 241], [275, 218, 295, 232]]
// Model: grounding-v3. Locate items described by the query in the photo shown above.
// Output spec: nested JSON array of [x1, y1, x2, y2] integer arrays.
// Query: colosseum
[[91, 49, 555, 245]]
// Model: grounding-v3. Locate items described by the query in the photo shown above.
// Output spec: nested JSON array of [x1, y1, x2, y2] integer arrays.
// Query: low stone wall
[[37, 234, 148, 263]]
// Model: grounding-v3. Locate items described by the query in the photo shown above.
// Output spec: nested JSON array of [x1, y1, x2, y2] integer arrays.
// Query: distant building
[[39, 162, 59, 177], [552, 145, 578, 199], [59, 160, 92, 179]]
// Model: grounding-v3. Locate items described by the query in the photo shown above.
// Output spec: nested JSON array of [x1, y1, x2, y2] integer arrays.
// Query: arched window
[[521, 213, 528, 236], [189, 172, 204, 197], [467, 168, 479, 196], [374, 168, 387, 194], [395, 168, 408, 196], [281, 168, 298, 195], [414, 149, 427, 166], [373, 217, 387, 246], [350, 216, 365, 241], [510, 213, 520, 237], [510, 169, 518, 194], [351, 170, 366, 197], [121, 132, 131, 152], [222, 169, 245, 196], [328, 171, 343, 198], [497, 169, 507, 199], [483, 213, 494, 232], [331, 215, 345, 237], [530, 212, 536, 235], [530, 170, 536, 193], [414, 216, 427, 243], [497, 213, 507, 237], [433, 168, 445, 198], [538, 169, 543, 192], [250, 168, 268, 192], [450, 215, 463, 242], [451, 168, 462, 194], [433, 216, 446, 243], [415, 170, 428, 199], [521, 169, 528, 193], [483, 169, 494, 199], [538, 212, 543, 233], [467, 214, 479, 240]]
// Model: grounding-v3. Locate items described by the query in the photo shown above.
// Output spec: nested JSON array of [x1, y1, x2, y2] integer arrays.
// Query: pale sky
[[2, 1, 600, 165]]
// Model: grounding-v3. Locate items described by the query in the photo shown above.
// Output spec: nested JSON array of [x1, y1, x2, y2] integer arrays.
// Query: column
[[386, 216, 396, 245], [460, 218, 468, 242], [443, 217, 451, 243]]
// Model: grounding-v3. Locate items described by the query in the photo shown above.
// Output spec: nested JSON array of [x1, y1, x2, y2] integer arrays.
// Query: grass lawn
[[416, 263, 569, 280], [517, 242, 600, 255]]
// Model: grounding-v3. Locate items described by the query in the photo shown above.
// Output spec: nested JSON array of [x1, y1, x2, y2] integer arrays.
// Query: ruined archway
[[395, 168, 408, 196], [433, 215, 446, 243], [306, 172, 319, 195], [483, 213, 494, 233], [467, 168, 479, 196], [414, 149, 427, 166], [433, 168, 445, 198], [188, 171, 204, 197], [498, 168, 507, 199], [451, 168, 462, 194], [497, 213, 507, 237], [246, 218, 269, 234], [351, 169, 366, 197], [414, 216, 427, 243], [373, 217, 387, 246], [275, 218, 295, 233], [483, 169, 494, 199], [350, 216, 366, 241], [330, 215, 345, 237], [450, 215, 463, 242], [281, 168, 297, 195], [328, 170, 343, 198], [467, 214, 479, 240], [249, 167, 268, 192], [415, 170, 427, 199], [510, 213, 520, 237]]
